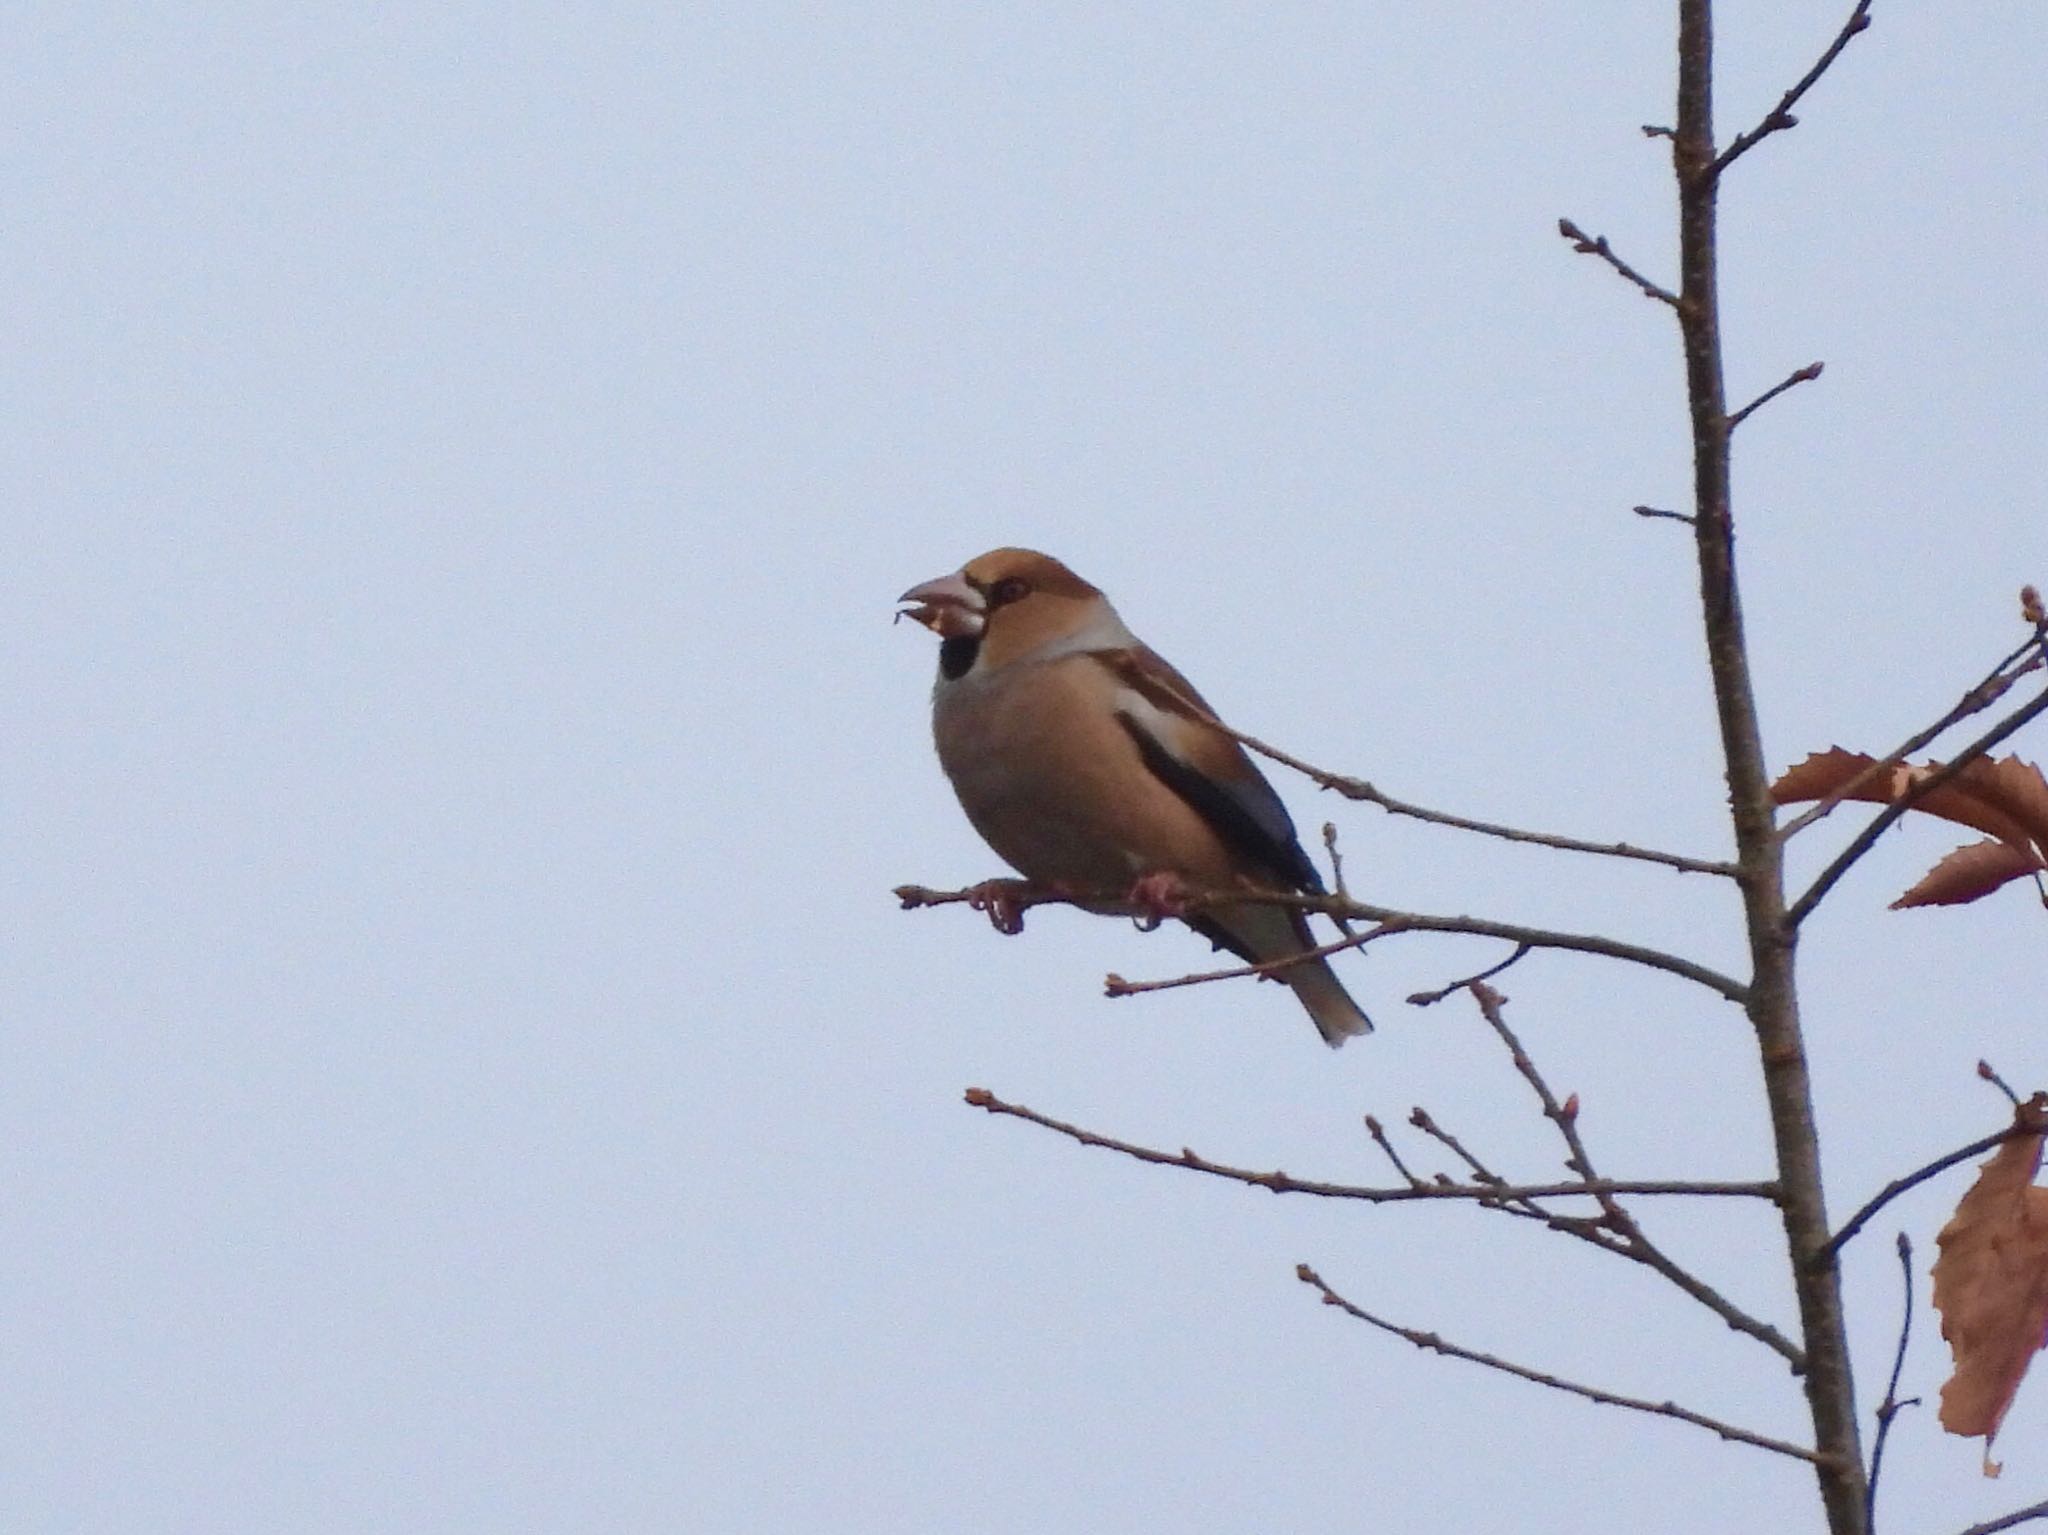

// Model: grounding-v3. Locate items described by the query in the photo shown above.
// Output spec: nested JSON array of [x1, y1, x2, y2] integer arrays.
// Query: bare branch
[[897, 882, 1752, 1004], [1954, 1502, 2048, 1535], [1728, 361, 1824, 430], [961, 1088, 1777, 1206], [1557, 218, 1680, 306], [1815, 1126, 2022, 1268], [1473, 983, 1607, 1196], [1864, 1233, 1920, 1532], [1785, 682, 2048, 927], [1404, 1106, 1565, 1229], [1346, 894, 1750, 998], [1416, 1025, 1643, 1247], [1472, 983, 1805, 1367], [1407, 1090, 1642, 1249], [1327, 779, 1733, 876], [1709, 2, 1876, 180], [1297, 892, 1752, 1002], [1173, 705, 1735, 877], [1296, 1263, 1820, 1463]]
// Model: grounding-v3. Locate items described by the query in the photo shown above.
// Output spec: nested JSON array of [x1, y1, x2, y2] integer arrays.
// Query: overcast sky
[[8, 5, 2047, 1532]]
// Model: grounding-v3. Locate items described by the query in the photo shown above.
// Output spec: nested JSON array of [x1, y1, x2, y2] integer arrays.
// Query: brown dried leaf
[[1933, 1094, 2048, 1472], [1892, 839, 2048, 909], [1906, 757, 2048, 854], [1773, 749, 2048, 856], [1992, 755, 2048, 847], [1771, 747, 1882, 807]]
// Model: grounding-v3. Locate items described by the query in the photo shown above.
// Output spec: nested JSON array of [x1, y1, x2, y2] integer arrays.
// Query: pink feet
[[964, 876, 1179, 936], [1125, 870, 1195, 928]]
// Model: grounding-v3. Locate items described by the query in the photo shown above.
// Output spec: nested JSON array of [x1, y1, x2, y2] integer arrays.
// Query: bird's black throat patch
[[938, 635, 981, 680]]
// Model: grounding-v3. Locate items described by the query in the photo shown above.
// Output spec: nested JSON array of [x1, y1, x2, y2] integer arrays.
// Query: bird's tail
[[1286, 957, 1374, 1048], [1202, 902, 1375, 1048]]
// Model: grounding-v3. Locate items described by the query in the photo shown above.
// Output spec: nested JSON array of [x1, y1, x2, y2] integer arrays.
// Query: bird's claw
[[965, 879, 1033, 935]]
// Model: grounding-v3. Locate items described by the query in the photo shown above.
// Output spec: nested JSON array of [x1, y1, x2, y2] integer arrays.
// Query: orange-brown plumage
[[898, 548, 1371, 1046]]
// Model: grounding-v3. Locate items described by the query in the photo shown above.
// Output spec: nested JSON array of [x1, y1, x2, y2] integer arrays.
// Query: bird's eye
[[990, 576, 1031, 606]]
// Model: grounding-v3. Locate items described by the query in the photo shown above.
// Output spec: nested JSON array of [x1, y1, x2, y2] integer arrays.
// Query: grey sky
[[8, 5, 2046, 1532]]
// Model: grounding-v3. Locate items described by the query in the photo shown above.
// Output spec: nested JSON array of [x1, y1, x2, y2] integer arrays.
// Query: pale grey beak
[[896, 572, 986, 638]]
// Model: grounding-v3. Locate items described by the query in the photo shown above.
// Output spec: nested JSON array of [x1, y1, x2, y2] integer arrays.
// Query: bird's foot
[[1125, 870, 1195, 930], [965, 878, 1035, 935]]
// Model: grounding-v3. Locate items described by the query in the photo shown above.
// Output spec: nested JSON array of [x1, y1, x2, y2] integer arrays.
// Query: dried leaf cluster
[[1772, 750, 2048, 907]]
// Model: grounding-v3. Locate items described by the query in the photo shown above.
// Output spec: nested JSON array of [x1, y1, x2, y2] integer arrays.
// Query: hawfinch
[[898, 547, 1372, 1046]]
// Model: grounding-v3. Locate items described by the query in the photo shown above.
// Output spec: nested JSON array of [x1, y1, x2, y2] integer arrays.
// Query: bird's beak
[[896, 572, 986, 638]]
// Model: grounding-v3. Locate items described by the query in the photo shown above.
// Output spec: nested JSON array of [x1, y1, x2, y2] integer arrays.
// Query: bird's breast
[[931, 657, 1241, 892]]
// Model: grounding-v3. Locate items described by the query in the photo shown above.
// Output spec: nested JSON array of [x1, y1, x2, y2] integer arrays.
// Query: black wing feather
[[1113, 710, 1323, 893]]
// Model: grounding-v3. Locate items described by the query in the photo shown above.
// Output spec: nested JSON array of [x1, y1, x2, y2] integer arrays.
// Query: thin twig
[[1403, 1105, 1601, 1235], [960, 1089, 1778, 1205], [1709, 1, 1876, 180], [1176, 712, 1734, 877], [1321, 822, 1352, 900], [1363, 1115, 1424, 1189], [1472, 983, 1805, 1367], [1814, 1127, 2021, 1267], [1319, 824, 1364, 941], [1864, 1233, 1919, 1533], [1557, 218, 1680, 306], [1953, 1501, 2048, 1535], [1296, 1264, 1820, 1463], [1407, 944, 1532, 1006], [1728, 361, 1824, 430], [1103, 924, 1384, 997], [1786, 683, 2048, 926], [1321, 780, 1733, 877], [1404, 1106, 1589, 1236], [1474, 983, 1615, 1213], [1406, 1107, 1543, 1213], [1408, 1104, 1630, 1245], [1980, 1059, 2023, 1107], [1634, 504, 1697, 526], [1417, 1035, 1624, 1242]]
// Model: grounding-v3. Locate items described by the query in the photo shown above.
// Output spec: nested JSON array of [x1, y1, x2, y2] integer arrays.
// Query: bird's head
[[897, 548, 1111, 677]]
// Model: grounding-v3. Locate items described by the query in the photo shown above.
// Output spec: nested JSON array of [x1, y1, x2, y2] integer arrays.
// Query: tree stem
[[1674, 4, 1868, 1530]]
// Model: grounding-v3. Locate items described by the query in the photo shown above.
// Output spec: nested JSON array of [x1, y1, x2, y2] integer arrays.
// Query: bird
[[897, 547, 1371, 1046]]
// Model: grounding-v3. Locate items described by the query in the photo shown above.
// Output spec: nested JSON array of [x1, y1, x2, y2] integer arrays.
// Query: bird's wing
[[1093, 645, 1323, 894]]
